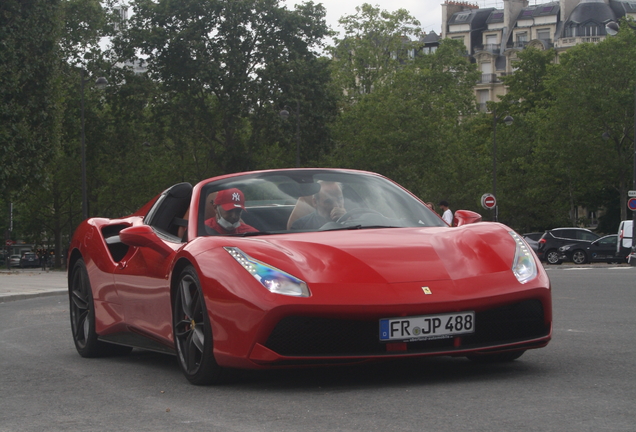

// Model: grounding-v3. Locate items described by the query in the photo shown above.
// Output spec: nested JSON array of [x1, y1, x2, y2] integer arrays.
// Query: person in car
[[291, 181, 347, 230], [205, 188, 258, 235]]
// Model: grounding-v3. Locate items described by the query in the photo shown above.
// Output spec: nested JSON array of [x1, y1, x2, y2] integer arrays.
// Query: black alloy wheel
[[173, 266, 225, 385], [69, 259, 131, 357], [545, 249, 562, 265], [572, 250, 588, 265]]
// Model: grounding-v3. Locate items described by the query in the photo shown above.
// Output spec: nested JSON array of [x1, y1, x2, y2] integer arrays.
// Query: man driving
[[205, 188, 258, 235], [291, 181, 347, 230]]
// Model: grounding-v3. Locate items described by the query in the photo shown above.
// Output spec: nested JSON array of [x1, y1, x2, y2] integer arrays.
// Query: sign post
[[481, 193, 497, 211]]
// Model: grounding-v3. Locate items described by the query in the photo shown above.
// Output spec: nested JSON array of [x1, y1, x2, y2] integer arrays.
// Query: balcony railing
[[506, 39, 553, 49], [474, 43, 501, 54], [477, 73, 500, 84], [558, 36, 603, 47]]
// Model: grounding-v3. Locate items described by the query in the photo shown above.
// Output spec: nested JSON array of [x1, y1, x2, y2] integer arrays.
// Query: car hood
[[231, 223, 517, 284]]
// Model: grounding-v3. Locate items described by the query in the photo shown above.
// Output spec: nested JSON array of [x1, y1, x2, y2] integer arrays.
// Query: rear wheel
[[173, 266, 225, 385], [545, 249, 562, 265], [572, 250, 588, 265], [69, 259, 132, 357], [467, 350, 525, 363]]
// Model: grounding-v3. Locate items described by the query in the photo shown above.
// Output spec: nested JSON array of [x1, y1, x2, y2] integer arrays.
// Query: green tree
[[0, 0, 63, 199], [116, 0, 332, 174], [330, 3, 421, 100], [329, 39, 479, 206]]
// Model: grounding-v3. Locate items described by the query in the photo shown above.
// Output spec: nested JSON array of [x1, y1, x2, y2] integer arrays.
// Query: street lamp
[[80, 70, 108, 220], [279, 100, 301, 168], [492, 109, 513, 222], [605, 21, 636, 266]]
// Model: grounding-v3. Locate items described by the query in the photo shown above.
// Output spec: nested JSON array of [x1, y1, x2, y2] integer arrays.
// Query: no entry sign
[[481, 193, 497, 210]]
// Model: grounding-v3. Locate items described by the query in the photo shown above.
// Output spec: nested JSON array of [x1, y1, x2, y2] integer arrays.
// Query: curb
[[0, 290, 67, 303]]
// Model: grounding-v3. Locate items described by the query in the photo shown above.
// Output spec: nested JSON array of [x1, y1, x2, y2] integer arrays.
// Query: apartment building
[[439, 0, 636, 108]]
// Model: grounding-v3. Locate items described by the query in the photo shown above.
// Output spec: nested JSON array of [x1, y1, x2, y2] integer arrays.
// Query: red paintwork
[[68, 168, 552, 370]]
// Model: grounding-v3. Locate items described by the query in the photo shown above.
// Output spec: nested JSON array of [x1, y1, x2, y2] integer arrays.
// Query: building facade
[[439, 0, 636, 108]]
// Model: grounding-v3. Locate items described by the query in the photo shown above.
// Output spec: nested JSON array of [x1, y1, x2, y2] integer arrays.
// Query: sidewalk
[[0, 269, 67, 302]]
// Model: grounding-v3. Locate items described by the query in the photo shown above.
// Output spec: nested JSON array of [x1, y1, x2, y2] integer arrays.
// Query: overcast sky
[[283, 0, 445, 37]]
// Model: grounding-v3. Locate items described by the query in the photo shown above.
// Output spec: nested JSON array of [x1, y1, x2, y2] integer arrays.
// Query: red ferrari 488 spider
[[68, 168, 551, 384]]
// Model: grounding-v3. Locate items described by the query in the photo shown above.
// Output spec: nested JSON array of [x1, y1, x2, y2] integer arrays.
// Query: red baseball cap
[[214, 188, 247, 211]]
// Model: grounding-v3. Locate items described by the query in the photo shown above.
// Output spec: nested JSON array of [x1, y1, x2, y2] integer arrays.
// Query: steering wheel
[[336, 208, 383, 223]]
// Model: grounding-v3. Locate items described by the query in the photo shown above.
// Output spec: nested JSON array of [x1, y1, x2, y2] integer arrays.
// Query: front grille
[[265, 299, 548, 357]]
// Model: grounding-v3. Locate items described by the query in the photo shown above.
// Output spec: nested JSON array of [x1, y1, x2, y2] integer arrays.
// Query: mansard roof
[[448, 7, 495, 28], [516, 2, 560, 20], [567, 0, 616, 24]]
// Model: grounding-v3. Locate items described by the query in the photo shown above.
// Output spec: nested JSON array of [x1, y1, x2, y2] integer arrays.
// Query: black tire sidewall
[[69, 259, 102, 357], [173, 266, 223, 385]]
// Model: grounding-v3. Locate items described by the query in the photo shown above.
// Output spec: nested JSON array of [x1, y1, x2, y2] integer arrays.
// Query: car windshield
[[197, 169, 445, 236]]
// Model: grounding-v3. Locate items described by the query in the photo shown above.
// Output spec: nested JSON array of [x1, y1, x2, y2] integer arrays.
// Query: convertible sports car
[[68, 168, 552, 385]]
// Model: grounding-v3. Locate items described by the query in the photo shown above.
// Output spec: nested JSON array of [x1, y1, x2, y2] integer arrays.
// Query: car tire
[[572, 250, 588, 265], [467, 350, 525, 363], [545, 249, 562, 265], [173, 266, 226, 385], [69, 259, 132, 357]]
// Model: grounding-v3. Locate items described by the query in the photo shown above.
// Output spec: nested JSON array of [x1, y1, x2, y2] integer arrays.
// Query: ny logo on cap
[[232, 192, 241, 202]]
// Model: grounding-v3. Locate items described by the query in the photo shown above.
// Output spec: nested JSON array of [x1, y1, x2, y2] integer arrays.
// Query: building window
[[536, 29, 550, 40], [582, 25, 599, 37]]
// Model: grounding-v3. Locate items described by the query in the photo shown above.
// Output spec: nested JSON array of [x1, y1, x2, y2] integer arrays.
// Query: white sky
[[283, 0, 519, 40], [283, 0, 445, 37]]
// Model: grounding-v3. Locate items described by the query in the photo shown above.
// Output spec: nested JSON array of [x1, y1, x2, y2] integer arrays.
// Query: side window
[[554, 230, 573, 239], [580, 232, 598, 241]]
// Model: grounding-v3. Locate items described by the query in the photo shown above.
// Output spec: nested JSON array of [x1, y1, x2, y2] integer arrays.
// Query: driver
[[291, 181, 346, 230], [205, 188, 258, 235]]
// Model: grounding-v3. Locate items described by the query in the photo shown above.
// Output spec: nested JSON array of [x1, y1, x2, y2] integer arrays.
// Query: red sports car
[[68, 168, 552, 385]]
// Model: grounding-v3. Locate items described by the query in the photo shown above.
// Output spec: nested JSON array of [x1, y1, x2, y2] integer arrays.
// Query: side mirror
[[119, 225, 174, 257], [453, 210, 482, 227]]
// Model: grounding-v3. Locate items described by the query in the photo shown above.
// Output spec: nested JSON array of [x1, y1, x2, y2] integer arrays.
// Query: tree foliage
[[330, 3, 421, 99], [115, 0, 333, 174], [0, 0, 63, 199], [329, 39, 479, 206]]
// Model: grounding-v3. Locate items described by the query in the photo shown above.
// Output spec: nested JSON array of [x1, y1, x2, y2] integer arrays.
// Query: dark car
[[558, 234, 625, 264], [522, 232, 543, 254], [19, 252, 39, 268], [537, 227, 600, 264]]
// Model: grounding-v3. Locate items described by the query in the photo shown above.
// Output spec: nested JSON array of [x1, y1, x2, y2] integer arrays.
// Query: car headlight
[[224, 247, 310, 297], [510, 232, 538, 284]]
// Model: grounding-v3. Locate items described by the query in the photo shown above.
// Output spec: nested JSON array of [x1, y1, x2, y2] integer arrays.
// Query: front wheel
[[545, 249, 562, 265], [572, 250, 588, 265], [173, 266, 225, 385]]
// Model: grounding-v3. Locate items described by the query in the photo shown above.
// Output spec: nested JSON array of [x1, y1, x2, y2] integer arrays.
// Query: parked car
[[9, 254, 21, 267], [558, 234, 625, 264], [67, 168, 551, 385], [19, 252, 39, 268], [522, 232, 543, 254], [537, 227, 600, 264], [616, 220, 633, 260]]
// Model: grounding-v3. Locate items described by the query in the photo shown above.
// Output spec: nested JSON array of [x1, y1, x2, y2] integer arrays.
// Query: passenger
[[205, 188, 258, 235], [291, 181, 347, 230]]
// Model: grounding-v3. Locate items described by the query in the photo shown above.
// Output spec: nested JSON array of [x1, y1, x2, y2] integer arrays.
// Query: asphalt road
[[0, 266, 634, 432]]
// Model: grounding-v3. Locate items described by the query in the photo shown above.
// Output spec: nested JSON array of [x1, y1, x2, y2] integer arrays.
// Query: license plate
[[379, 312, 475, 342]]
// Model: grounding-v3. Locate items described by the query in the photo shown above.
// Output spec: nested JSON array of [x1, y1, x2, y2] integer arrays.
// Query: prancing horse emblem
[[421, 287, 432, 295]]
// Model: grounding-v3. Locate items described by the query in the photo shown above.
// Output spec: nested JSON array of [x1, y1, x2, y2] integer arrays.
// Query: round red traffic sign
[[481, 193, 497, 210], [628, 197, 636, 211], [5, 239, 15, 246]]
